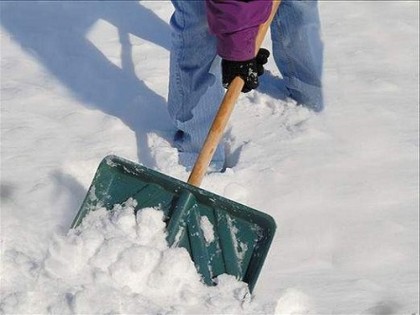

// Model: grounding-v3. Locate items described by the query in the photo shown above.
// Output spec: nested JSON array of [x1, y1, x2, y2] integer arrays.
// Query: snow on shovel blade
[[71, 155, 276, 292]]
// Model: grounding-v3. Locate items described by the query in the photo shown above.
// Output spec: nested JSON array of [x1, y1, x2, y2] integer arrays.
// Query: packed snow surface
[[1, 1, 419, 314]]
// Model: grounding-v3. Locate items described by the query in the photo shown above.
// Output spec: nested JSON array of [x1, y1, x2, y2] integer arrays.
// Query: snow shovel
[[71, 1, 280, 292]]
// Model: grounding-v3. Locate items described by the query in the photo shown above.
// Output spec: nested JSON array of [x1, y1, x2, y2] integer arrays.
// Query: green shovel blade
[[71, 155, 276, 292]]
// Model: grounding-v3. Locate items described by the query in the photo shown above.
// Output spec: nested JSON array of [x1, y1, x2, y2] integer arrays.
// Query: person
[[167, 0, 323, 171]]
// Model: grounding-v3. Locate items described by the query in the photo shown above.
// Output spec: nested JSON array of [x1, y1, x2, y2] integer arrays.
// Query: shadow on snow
[[1, 1, 174, 168]]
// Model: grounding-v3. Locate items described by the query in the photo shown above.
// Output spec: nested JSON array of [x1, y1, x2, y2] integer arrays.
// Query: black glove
[[256, 48, 270, 76], [222, 48, 271, 93]]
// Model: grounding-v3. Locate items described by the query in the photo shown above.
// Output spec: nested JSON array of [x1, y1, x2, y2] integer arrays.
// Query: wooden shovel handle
[[187, 1, 281, 187]]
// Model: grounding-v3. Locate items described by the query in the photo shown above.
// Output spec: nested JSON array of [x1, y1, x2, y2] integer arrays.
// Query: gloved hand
[[255, 48, 270, 76], [222, 48, 270, 93]]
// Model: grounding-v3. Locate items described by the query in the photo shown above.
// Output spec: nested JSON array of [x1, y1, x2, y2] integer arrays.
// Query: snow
[[1, 199, 257, 314], [200, 215, 215, 245], [1, 1, 419, 314]]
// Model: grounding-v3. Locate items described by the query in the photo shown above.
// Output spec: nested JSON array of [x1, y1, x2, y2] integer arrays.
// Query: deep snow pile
[[2, 199, 261, 314], [1, 1, 419, 314]]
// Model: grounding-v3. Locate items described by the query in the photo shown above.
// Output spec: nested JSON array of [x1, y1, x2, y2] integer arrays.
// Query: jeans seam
[[275, 5, 298, 83], [173, 2, 186, 124]]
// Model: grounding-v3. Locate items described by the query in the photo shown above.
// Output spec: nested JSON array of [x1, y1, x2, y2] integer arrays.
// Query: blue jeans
[[168, 0, 225, 170], [168, 0, 323, 168], [271, 0, 324, 112]]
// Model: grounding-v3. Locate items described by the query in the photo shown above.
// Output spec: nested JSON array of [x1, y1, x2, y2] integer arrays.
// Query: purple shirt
[[205, 0, 272, 61]]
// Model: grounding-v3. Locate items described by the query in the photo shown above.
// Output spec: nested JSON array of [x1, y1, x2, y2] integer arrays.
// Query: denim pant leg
[[168, 0, 225, 169], [271, 0, 324, 112]]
